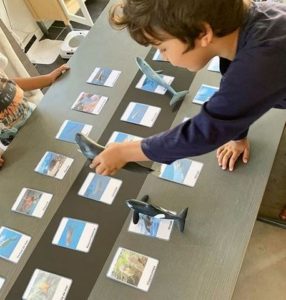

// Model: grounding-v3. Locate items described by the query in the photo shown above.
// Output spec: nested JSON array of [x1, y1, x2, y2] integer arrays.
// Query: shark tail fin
[[169, 90, 189, 107], [177, 207, 189, 232]]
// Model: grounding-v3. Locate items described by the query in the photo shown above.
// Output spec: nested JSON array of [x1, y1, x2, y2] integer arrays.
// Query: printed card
[[23, 269, 72, 300], [56, 120, 92, 143], [159, 158, 203, 187], [78, 172, 122, 205], [0, 227, 31, 263], [72, 92, 108, 115], [11, 188, 52, 218], [152, 49, 167, 62], [128, 213, 174, 240], [35, 151, 73, 180], [207, 56, 220, 72], [107, 247, 158, 292], [0, 277, 5, 290], [192, 84, 219, 105], [121, 102, 161, 127], [106, 131, 142, 146], [136, 74, 174, 95], [52, 217, 98, 253], [87, 67, 121, 87]]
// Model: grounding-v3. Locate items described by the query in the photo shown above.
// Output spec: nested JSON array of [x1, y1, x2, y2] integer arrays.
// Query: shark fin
[[133, 211, 140, 224], [177, 207, 189, 232]]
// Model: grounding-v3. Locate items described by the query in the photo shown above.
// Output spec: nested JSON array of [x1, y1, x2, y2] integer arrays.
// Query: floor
[[32, 1, 286, 299]]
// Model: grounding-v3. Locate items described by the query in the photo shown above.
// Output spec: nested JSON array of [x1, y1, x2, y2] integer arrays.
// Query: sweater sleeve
[[141, 46, 286, 164]]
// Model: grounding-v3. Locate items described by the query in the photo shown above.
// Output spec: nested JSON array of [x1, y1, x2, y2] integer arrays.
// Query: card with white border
[[0, 277, 5, 290], [11, 188, 52, 218], [107, 247, 158, 292], [87, 67, 121, 87], [121, 102, 161, 127], [152, 49, 168, 62], [192, 84, 219, 105], [128, 213, 174, 240], [72, 92, 108, 115], [106, 131, 142, 146], [56, 120, 92, 144], [35, 151, 73, 180], [0, 227, 31, 263], [159, 158, 203, 187], [22, 269, 72, 300], [207, 56, 220, 72], [52, 217, 98, 253], [136, 74, 174, 95], [78, 172, 122, 205]]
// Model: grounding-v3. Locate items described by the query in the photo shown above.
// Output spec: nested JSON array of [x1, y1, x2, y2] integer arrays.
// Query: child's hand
[[216, 138, 250, 171], [48, 64, 70, 84], [0, 156, 4, 168]]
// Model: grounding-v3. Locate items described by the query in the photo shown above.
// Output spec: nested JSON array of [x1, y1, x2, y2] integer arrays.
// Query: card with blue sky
[[152, 49, 168, 62], [72, 92, 108, 115], [52, 217, 98, 253], [159, 158, 203, 187], [136, 74, 174, 95], [35, 151, 73, 180], [192, 84, 219, 105], [107, 247, 159, 292], [128, 213, 174, 240], [106, 131, 142, 146], [11, 188, 52, 219], [78, 172, 122, 205], [22, 269, 72, 300], [0, 227, 31, 263], [56, 120, 92, 143], [207, 56, 220, 73], [87, 67, 121, 87], [121, 102, 161, 128]]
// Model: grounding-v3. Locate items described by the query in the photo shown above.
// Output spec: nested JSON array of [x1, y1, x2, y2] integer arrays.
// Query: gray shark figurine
[[136, 57, 189, 107], [126, 195, 188, 232], [75, 133, 154, 174]]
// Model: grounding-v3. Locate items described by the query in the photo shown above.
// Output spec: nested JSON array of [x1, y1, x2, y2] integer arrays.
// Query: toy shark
[[136, 57, 189, 107], [75, 133, 154, 174], [126, 195, 189, 232]]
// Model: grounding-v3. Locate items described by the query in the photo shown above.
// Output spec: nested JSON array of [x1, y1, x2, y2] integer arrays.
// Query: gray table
[[0, 1, 285, 299]]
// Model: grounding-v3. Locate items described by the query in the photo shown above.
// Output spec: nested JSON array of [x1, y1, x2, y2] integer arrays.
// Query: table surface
[[1, 1, 285, 299]]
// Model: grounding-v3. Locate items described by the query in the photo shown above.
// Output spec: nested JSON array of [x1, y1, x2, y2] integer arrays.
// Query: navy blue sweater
[[141, 2, 286, 164]]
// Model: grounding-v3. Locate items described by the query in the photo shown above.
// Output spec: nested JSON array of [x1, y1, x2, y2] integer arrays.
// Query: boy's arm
[[13, 64, 69, 91]]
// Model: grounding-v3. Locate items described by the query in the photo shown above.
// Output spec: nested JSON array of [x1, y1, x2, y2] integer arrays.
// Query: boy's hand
[[90, 143, 128, 176], [216, 138, 250, 171], [48, 64, 70, 84], [0, 156, 4, 168]]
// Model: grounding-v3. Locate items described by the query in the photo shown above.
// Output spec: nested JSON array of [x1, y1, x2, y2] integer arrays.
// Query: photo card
[[22, 269, 72, 300], [192, 84, 219, 105], [87, 67, 121, 87], [0, 277, 5, 290], [121, 102, 161, 128], [152, 49, 168, 62], [72, 92, 108, 115], [0, 227, 31, 263], [159, 158, 203, 187], [136, 74, 174, 95], [56, 120, 92, 143], [106, 131, 142, 146], [107, 247, 159, 292], [35, 151, 74, 180], [207, 56, 220, 72], [128, 213, 174, 240], [78, 172, 122, 205], [11, 188, 53, 218], [52, 217, 98, 253]]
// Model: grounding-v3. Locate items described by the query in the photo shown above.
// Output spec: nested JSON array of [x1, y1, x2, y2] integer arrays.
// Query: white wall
[[0, 0, 43, 49]]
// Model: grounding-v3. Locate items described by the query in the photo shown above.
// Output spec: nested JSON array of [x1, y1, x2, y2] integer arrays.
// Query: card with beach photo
[[72, 92, 108, 115]]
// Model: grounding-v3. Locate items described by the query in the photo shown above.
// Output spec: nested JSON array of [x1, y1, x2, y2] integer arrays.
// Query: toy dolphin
[[75, 133, 155, 174], [126, 195, 188, 232], [136, 57, 189, 107]]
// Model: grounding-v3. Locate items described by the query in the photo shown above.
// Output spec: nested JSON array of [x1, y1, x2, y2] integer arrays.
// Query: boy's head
[[110, 0, 248, 70]]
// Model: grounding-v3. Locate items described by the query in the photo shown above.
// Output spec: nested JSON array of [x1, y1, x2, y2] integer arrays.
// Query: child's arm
[[13, 64, 69, 91], [0, 156, 4, 168], [216, 138, 250, 171], [89, 140, 149, 176]]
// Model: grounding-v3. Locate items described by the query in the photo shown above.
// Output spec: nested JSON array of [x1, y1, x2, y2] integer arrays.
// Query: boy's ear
[[198, 23, 213, 47]]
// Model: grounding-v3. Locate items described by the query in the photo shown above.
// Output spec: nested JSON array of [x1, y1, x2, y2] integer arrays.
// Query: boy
[[0, 63, 69, 167], [90, 0, 286, 176]]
